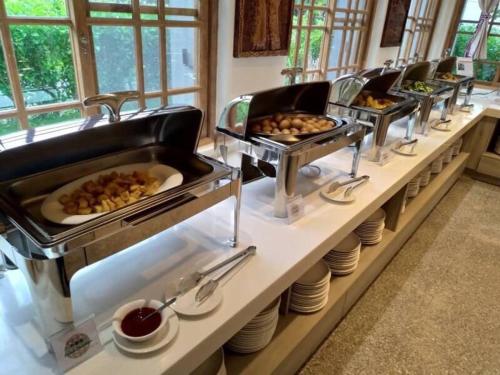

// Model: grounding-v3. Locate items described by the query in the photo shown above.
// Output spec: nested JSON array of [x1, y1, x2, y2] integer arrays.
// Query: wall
[[426, 0, 458, 59], [216, 0, 287, 120], [364, 0, 399, 67]]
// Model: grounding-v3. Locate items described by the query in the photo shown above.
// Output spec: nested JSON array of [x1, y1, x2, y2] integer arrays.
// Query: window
[[0, 0, 213, 137], [287, 0, 373, 83], [396, 0, 441, 65], [451, 0, 499, 82]]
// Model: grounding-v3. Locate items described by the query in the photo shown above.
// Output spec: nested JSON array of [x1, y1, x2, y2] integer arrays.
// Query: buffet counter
[[1, 90, 499, 375]]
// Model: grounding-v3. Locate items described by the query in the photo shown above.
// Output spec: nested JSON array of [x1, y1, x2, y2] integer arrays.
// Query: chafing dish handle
[[356, 119, 374, 128], [122, 194, 196, 227]]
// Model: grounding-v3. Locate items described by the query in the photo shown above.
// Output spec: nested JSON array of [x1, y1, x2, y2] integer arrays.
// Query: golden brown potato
[[274, 113, 284, 122], [279, 119, 291, 130]]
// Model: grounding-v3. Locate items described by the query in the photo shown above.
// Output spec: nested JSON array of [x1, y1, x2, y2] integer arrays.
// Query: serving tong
[[327, 175, 369, 194]]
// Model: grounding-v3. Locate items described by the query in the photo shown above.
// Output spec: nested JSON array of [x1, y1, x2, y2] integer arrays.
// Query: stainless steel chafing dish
[[430, 56, 474, 113], [216, 82, 366, 218], [392, 61, 454, 135], [0, 106, 241, 339], [329, 65, 420, 162]]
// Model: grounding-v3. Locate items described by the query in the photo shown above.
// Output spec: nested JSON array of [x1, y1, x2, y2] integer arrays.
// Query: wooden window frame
[[0, 0, 218, 138], [289, 0, 374, 82], [396, 0, 441, 66]]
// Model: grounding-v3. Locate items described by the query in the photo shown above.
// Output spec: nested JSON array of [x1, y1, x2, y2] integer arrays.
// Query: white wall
[[427, 0, 458, 59], [364, 0, 399, 67], [216, 0, 287, 120]]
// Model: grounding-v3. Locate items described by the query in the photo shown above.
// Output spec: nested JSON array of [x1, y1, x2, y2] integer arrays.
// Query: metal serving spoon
[[178, 245, 256, 294], [140, 296, 177, 322]]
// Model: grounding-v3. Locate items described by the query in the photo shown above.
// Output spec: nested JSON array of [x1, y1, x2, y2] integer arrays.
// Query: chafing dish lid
[[401, 61, 432, 82], [217, 81, 331, 140], [330, 68, 402, 106], [436, 56, 456, 73]]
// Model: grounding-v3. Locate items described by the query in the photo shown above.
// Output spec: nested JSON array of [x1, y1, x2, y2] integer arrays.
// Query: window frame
[[0, 0, 217, 138], [288, 0, 374, 83], [396, 0, 442, 66]]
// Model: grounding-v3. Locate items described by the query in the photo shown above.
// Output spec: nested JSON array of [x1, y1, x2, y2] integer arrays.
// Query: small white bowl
[[112, 299, 169, 343]]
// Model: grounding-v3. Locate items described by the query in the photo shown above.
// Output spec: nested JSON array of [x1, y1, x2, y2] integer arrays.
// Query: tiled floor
[[300, 176, 500, 374]]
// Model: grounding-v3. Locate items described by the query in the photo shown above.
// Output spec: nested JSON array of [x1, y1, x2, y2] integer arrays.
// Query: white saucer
[[171, 284, 223, 317], [113, 309, 179, 354], [320, 186, 356, 204]]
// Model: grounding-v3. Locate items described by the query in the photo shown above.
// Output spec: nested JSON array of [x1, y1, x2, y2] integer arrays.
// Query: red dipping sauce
[[121, 307, 161, 337]]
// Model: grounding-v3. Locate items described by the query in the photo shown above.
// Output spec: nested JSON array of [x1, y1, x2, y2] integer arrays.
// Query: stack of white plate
[[354, 208, 386, 245], [443, 147, 453, 164], [452, 137, 463, 156], [324, 232, 361, 276], [407, 175, 421, 198], [419, 167, 432, 187], [225, 298, 280, 353], [192, 348, 226, 375], [290, 261, 330, 313], [431, 155, 444, 174]]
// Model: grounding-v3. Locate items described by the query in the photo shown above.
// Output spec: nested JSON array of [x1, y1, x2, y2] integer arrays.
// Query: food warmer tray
[[0, 106, 242, 339], [391, 61, 454, 135], [216, 81, 366, 218], [430, 56, 474, 113], [329, 68, 419, 162]]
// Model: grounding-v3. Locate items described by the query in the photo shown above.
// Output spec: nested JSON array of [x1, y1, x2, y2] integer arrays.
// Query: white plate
[[296, 260, 330, 285], [171, 284, 223, 317], [320, 186, 356, 204], [112, 309, 179, 354], [41, 162, 183, 225]]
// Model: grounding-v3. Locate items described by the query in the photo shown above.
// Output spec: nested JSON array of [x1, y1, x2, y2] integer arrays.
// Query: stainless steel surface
[[392, 61, 454, 135], [179, 245, 256, 294], [344, 176, 370, 197], [141, 296, 177, 322], [329, 68, 419, 162], [281, 67, 304, 85], [431, 56, 475, 113], [217, 82, 366, 218], [83, 90, 140, 122], [0, 106, 242, 339], [195, 245, 256, 303]]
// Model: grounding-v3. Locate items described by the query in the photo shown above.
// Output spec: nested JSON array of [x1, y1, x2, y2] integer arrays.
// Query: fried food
[[438, 72, 457, 81], [353, 92, 394, 110], [251, 113, 335, 136], [58, 170, 160, 215]]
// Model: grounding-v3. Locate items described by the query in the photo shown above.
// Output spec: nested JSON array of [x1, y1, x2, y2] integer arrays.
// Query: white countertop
[[1, 90, 499, 375]]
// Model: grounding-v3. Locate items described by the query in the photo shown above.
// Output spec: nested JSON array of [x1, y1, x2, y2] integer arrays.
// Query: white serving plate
[[171, 284, 223, 317], [41, 162, 183, 225]]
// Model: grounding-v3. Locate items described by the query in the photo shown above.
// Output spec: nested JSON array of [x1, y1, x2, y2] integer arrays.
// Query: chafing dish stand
[[0, 106, 241, 340], [329, 67, 420, 162], [393, 61, 454, 135], [216, 82, 366, 218]]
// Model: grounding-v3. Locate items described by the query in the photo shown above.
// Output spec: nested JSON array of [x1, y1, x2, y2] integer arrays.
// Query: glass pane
[[301, 10, 310, 26], [490, 25, 500, 36], [296, 29, 307, 68], [28, 108, 81, 128], [475, 62, 497, 81], [458, 22, 477, 33], [334, 12, 346, 27], [10, 25, 77, 107], [5, 0, 67, 17], [90, 11, 132, 18], [0, 118, 20, 136], [168, 92, 195, 106], [350, 30, 360, 65], [315, 0, 329, 6], [293, 7, 300, 26], [166, 28, 197, 89], [121, 100, 139, 112], [287, 28, 298, 68], [91, 0, 130, 4], [462, 0, 481, 21], [452, 33, 473, 57], [328, 29, 342, 67], [419, 0, 429, 17], [343, 30, 352, 66], [142, 27, 161, 92], [326, 71, 338, 81], [166, 0, 197, 8], [0, 40, 15, 111], [146, 97, 162, 108], [486, 36, 499, 61], [140, 0, 157, 5], [312, 10, 327, 26], [141, 13, 158, 20], [93, 26, 137, 93], [307, 29, 324, 70], [358, 0, 367, 10], [166, 15, 196, 21], [336, 0, 347, 7]]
